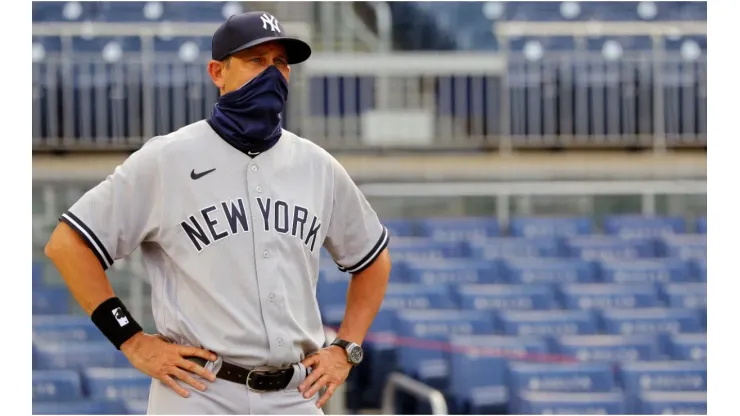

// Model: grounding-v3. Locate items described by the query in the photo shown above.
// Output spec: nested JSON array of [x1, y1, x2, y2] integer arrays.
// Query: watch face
[[348, 345, 363, 364]]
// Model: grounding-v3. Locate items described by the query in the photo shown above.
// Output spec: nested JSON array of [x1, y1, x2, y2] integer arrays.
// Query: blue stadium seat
[[417, 217, 499, 242], [515, 391, 626, 415], [602, 215, 685, 238], [667, 333, 706, 361], [32, 370, 83, 402], [508, 217, 592, 238], [695, 216, 706, 234], [33, 1, 100, 22], [403, 259, 500, 285], [637, 391, 707, 415], [125, 399, 149, 415], [456, 284, 557, 312], [468, 237, 562, 259], [34, 341, 132, 370], [497, 310, 598, 338], [166, 1, 243, 22], [661, 283, 706, 309], [598, 258, 691, 284], [394, 310, 495, 387], [33, 314, 106, 342], [507, 362, 615, 395], [33, 261, 45, 288], [618, 361, 706, 396], [382, 218, 417, 237], [388, 238, 468, 262], [501, 258, 597, 286], [559, 283, 661, 310], [448, 335, 549, 414], [509, 36, 577, 54], [599, 308, 702, 353], [71, 36, 142, 55], [83, 367, 152, 401], [33, 287, 71, 315], [32, 400, 129, 415], [658, 234, 706, 260], [316, 268, 350, 325], [665, 35, 707, 53], [97, 1, 172, 22], [693, 259, 706, 282], [565, 236, 656, 260], [586, 36, 655, 53], [554, 334, 662, 363]]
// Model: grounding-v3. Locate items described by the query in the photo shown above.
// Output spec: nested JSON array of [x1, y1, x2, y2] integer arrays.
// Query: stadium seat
[[598, 258, 691, 284], [97, 1, 172, 22], [508, 217, 592, 238], [32, 370, 83, 402], [33, 341, 132, 370], [33, 314, 107, 342], [167, 1, 243, 22], [32, 1, 100, 22], [658, 234, 706, 260], [32, 399, 129, 415], [559, 283, 661, 310], [554, 334, 662, 363], [501, 258, 597, 285], [693, 258, 707, 281], [403, 259, 500, 285], [83, 367, 152, 401], [514, 390, 626, 415], [508, 361, 614, 394], [599, 308, 702, 353], [388, 238, 468, 262], [394, 310, 495, 388], [661, 283, 706, 309], [316, 268, 351, 326], [456, 284, 557, 312], [667, 333, 706, 361], [448, 335, 549, 414], [416, 217, 499, 242], [382, 218, 417, 238], [497, 310, 598, 338], [467, 237, 562, 259], [602, 215, 685, 238], [33, 287, 71, 315], [564, 236, 656, 260], [618, 361, 707, 396], [695, 216, 707, 234], [636, 391, 707, 415]]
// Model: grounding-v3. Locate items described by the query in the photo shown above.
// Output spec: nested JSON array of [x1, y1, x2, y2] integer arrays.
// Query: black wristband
[[91, 297, 143, 350]]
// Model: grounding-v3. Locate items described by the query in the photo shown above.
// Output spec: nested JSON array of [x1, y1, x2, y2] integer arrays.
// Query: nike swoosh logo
[[191, 168, 216, 180]]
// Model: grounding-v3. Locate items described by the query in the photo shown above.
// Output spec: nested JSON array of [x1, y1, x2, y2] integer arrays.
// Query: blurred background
[[31, 1, 707, 415]]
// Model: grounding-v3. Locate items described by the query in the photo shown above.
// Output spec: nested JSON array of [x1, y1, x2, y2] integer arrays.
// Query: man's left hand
[[299, 346, 352, 408]]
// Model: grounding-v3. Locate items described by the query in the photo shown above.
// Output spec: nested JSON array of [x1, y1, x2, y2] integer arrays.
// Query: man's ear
[[207, 60, 226, 90]]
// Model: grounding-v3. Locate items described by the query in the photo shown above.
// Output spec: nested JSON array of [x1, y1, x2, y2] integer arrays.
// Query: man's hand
[[121, 332, 218, 398], [299, 346, 352, 408]]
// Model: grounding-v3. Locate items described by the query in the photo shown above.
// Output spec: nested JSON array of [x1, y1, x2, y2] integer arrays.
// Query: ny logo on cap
[[260, 13, 281, 33]]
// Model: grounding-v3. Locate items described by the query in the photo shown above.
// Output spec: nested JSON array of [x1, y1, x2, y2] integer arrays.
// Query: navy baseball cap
[[211, 11, 312, 64]]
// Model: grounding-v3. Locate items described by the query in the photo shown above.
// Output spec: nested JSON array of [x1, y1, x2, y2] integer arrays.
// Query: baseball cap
[[211, 11, 312, 64]]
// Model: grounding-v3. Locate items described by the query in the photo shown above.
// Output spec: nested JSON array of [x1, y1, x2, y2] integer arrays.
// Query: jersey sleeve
[[59, 140, 163, 270], [323, 157, 389, 274]]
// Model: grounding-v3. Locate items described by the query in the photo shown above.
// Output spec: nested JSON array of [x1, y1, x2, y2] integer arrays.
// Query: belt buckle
[[246, 367, 271, 393]]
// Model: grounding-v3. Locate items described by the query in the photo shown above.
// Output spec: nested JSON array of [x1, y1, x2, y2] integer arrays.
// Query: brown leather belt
[[187, 357, 297, 392]]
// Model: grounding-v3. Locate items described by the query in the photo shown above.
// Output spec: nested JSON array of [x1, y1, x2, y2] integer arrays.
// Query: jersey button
[[256, 186, 262, 193], [251, 166, 258, 172], [268, 293, 276, 302], [263, 251, 269, 258], [277, 338, 284, 346]]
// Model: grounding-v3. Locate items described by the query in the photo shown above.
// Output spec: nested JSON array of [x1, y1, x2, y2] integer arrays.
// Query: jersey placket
[[246, 160, 288, 367]]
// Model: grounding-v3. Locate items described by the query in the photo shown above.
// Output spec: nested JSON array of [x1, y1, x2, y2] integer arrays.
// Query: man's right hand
[[121, 332, 218, 398]]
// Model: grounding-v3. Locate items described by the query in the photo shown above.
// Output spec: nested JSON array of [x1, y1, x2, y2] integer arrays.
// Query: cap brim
[[225, 36, 312, 64]]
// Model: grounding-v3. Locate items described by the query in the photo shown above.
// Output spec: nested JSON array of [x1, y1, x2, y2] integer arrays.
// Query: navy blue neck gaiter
[[207, 66, 288, 156]]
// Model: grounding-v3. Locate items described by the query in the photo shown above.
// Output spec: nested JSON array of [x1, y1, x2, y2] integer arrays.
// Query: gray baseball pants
[[146, 356, 324, 415]]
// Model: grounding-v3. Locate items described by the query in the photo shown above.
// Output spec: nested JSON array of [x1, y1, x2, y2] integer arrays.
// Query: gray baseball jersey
[[60, 120, 389, 369]]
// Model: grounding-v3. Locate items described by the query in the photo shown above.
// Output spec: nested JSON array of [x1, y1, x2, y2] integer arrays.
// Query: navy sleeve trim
[[337, 226, 389, 274], [60, 211, 114, 270]]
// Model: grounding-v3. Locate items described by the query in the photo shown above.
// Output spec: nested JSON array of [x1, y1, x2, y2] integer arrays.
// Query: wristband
[[91, 297, 143, 350]]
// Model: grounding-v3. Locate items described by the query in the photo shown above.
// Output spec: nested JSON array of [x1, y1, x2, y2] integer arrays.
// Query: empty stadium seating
[[33, 213, 707, 414]]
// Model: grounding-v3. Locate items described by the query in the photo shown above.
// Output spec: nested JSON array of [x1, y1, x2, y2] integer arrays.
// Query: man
[[44, 11, 391, 415]]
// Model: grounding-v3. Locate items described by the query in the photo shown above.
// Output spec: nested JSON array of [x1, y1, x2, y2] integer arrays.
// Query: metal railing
[[381, 372, 449, 415]]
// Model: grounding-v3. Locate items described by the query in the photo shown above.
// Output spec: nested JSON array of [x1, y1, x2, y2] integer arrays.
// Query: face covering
[[207, 65, 288, 156]]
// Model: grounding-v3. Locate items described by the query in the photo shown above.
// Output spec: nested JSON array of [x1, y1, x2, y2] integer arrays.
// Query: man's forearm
[[335, 249, 391, 345]]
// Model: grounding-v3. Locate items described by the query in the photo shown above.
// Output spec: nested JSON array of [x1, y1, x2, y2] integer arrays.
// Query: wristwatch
[[330, 338, 364, 367]]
